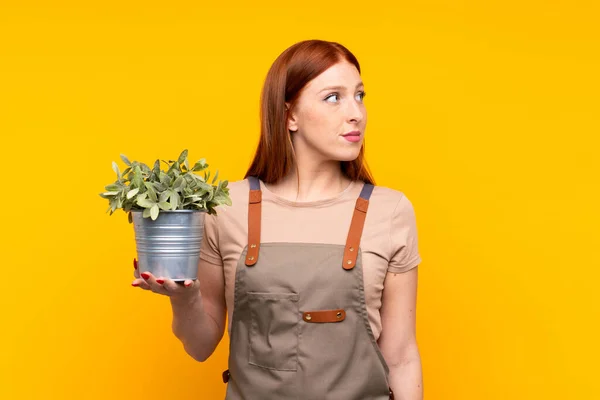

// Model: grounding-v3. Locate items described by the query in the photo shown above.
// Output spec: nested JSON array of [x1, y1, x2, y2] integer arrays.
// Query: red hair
[[244, 39, 375, 185]]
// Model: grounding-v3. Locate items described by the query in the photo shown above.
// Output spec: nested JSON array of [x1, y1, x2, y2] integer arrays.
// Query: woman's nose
[[347, 99, 364, 123]]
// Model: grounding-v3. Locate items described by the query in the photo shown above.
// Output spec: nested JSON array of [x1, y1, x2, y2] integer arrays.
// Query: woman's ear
[[285, 102, 298, 133]]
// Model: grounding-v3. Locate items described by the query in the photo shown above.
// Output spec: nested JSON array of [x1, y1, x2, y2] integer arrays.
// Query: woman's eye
[[325, 93, 339, 103], [325, 91, 366, 103]]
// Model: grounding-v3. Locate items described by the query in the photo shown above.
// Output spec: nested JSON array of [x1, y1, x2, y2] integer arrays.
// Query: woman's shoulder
[[224, 178, 252, 199], [368, 183, 415, 215], [370, 183, 406, 202]]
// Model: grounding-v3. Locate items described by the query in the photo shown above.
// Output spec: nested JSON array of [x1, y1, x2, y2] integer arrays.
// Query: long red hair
[[244, 39, 375, 185]]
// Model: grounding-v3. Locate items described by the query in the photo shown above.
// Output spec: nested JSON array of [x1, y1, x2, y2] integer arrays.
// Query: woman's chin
[[332, 148, 362, 162]]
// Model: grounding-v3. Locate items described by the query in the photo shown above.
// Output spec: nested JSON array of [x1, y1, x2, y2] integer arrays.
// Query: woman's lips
[[342, 135, 361, 142], [342, 131, 361, 142]]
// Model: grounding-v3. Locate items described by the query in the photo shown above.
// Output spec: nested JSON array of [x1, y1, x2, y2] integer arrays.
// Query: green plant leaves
[[192, 158, 207, 172], [120, 154, 132, 166], [173, 175, 184, 190], [132, 165, 144, 188], [100, 150, 231, 222], [140, 163, 151, 174], [177, 149, 188, 164], [137, 198, 155, 208], [150, 204, 159, 220], [126, 188, 139, 199], [112, 161, 121, 180], [158, 201, 171, 211], [159, 190, 170, 203], [170, 190, 180, 210], [152, 160, 161, 179], [144, 182, 158, 202]]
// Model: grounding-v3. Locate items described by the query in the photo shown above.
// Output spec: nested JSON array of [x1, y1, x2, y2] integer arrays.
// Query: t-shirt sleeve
[[199, 212, 223, 266], [388, 194, 422, 274]]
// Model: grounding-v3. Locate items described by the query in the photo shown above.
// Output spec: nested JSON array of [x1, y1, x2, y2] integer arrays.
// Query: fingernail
[[132, 282, 139, 287], [133, 258, 138, 269], [156, 279, 164, 284], [141, 272, 150, 280], [184, 281, 192, 287]]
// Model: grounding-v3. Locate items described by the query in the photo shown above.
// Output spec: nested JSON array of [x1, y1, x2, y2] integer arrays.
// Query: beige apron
[[222, 176, 394, 399]]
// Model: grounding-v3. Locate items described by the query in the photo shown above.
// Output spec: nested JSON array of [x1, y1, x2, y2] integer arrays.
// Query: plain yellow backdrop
[[1, 1, 598, 399]]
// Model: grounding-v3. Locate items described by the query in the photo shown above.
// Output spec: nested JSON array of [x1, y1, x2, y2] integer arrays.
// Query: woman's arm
[[377, 266, 423, 399], [170, 257, 227, 362]]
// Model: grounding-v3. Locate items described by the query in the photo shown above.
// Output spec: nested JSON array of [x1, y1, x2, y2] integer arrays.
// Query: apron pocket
[[247, 291, 300, 371]]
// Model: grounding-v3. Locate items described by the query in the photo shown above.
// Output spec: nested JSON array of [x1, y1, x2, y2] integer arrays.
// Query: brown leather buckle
[[355, 197, 368, 213], [302, 309, 346, 323]]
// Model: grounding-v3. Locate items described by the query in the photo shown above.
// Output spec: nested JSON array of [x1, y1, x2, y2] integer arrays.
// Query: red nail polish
[[184, 282, 192, 287], [133, 258, 138, 269], [156, 279, 164, 284], [132, 282, 139, 287], [141, 272, 150, 280]]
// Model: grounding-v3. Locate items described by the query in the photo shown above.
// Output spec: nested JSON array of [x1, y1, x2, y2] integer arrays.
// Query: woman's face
[[286, 61, 367, 163]]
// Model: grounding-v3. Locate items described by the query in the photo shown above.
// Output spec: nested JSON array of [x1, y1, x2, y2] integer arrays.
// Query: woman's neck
[[265, 161, 352, 203]]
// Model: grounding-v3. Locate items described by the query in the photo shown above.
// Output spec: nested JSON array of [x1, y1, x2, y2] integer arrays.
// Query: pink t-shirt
[[200, 178, 422, 340]]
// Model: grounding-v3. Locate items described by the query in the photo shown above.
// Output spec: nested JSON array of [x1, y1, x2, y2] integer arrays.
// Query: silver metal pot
[[131, 209, 206, 281]]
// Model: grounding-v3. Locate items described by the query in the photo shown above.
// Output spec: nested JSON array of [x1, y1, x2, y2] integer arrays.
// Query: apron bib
[[222, 176, 394, 399]]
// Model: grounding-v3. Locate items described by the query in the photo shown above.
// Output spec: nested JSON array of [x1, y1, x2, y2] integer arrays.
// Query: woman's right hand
[[131, 258, 200, 300]]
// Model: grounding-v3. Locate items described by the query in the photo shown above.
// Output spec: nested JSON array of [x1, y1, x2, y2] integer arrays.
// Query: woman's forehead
[[304, 62, 362, 93]]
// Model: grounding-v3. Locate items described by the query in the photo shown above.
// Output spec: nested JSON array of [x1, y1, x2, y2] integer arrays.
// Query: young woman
[[132, 39, 423, 400]]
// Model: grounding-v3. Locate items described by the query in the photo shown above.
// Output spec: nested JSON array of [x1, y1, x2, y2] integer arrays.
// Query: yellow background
[[1, 1, 598, 399]]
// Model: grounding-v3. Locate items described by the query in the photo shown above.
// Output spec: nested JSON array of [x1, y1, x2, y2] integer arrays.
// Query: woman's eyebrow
[[318, 82, 364, 93]]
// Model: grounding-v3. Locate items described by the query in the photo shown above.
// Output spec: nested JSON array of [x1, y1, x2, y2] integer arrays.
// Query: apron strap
[[245, 177, 374, 270], [245, 176, 262, 266], [343, 182, 374, 270]]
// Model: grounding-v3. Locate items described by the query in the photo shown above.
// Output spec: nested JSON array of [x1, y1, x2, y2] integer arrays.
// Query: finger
[[132, 278, 150, 290], [133, 258, 140, 279], [155, 277, 168, 292], [141, 271, 163, 293], [149, 275, 172, 296], [184, 279, 196, 288], [161, 278, 180, 292], [140, 271, 154, 282]]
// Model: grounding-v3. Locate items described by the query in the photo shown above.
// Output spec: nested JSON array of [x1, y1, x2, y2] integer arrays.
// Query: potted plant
[[99, 149, 231, 282]]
